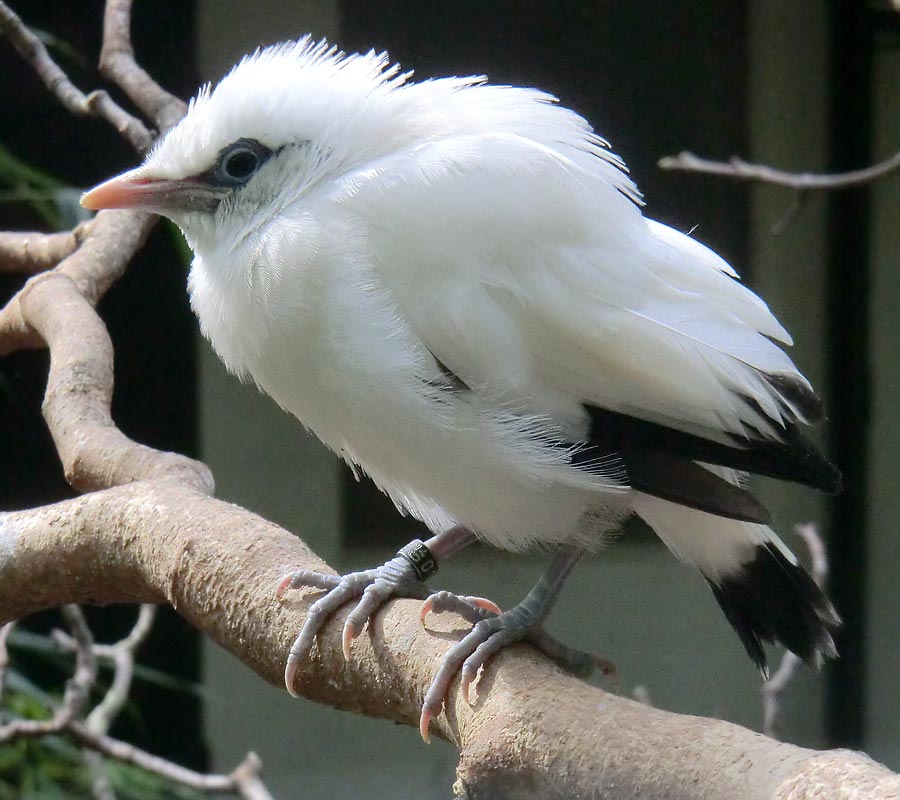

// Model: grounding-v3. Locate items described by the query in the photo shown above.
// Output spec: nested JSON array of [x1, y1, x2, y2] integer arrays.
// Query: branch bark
[[0, 210, 157, 354]]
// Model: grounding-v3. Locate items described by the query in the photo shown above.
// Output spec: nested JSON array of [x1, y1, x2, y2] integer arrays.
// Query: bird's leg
[[418, 546, 612, 741], [280, 525, 484, 696]]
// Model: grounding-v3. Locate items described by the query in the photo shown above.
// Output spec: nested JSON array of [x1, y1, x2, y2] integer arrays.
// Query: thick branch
[[0, 224, 89, 274], [0, 221, 203, 495], [0, 209, 156, 347], [658, 150, 900, 190], [0, 485, 897, 800], [14, 268, 210, 491]]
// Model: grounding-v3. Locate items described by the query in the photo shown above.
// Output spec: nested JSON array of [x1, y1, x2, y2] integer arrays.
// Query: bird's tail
[[632, 491, 840, 675]]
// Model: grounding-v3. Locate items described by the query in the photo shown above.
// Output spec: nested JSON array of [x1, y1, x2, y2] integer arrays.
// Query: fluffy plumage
[[83, 37, 840, 672]]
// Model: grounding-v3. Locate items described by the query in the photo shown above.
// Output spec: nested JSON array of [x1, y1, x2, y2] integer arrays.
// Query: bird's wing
[[335, 133, 832, 493]]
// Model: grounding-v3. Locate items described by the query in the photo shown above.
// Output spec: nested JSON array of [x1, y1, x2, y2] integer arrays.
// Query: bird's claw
[[419, 591, 502, 625], [276, 568, 340, 602], [279, 556, 431, 696], [417, 596, 612, 742]]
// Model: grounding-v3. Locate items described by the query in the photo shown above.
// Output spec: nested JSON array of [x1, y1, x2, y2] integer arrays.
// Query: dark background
[[0, 0, 204, 769]]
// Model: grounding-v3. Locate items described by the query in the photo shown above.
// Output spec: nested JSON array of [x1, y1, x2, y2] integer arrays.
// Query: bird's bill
[[81, 169, 226, 213]]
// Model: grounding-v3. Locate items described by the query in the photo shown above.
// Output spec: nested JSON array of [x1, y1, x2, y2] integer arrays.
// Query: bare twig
[[57, 604, 270, 800], [0, 606, 96, 743], [795, 523, 829, 583], [0, 622, 15, 708], [762, 523, 830, 739], [52, 604, 157, 733], [86, 748, 116, 800], [0, 1, 153, 152], [95, 603, 156, 656], [59, 605, 98, 718], [66, 724, 274, 799], [632, 685, 654, 707], [99, 0, 187, 131], [3, 604, 272, 799], [658, 150, 900, 190]]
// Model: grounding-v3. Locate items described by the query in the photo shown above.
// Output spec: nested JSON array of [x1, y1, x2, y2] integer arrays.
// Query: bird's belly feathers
[[188, 247, 627, 551]]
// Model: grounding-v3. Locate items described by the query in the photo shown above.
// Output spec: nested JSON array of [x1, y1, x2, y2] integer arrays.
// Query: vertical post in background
[[825, 0, 874, 750]]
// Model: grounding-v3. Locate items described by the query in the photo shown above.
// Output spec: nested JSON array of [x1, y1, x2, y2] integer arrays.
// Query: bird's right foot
[[278, 552, 431, 695], [279, 529, 480, 696]]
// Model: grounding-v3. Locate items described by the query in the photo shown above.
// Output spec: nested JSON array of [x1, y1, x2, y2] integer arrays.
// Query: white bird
[[82, 38, 841, 741]]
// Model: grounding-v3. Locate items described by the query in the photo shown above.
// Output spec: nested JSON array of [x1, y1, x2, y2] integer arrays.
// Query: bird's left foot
[[417, 591, 615, 742]]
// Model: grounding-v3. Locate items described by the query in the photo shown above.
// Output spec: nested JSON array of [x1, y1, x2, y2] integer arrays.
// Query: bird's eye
[[213, 139, 273, 187]]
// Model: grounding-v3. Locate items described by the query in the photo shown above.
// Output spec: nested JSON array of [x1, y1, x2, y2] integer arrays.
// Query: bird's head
[[81, 37, 411, 252]]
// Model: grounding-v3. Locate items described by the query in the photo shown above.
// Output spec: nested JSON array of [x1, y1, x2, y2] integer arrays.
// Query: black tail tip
[[765, 373, 826, 425], [708, 543, 841, 675]]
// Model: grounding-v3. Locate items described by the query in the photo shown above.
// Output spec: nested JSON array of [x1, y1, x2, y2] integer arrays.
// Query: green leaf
[[0, 143, 91, 229]]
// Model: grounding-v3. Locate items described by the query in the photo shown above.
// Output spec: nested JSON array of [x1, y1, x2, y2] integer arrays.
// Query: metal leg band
[[397, 539, 439, 580]]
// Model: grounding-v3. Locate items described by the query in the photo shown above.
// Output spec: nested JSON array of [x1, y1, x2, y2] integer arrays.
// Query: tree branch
[[2, 206, 156, 327], [68, 722, 273, 799], [658, 150, 900, 190], [0, 224, 90, 275], [99, 0, 187, 131], [0, 606, 96, 743], [4, 600, 273, 799], [10, 264, 212, 491], [0, 1, 153, 152], [0, 622, 13, 705], [0, 211, 158, 354]]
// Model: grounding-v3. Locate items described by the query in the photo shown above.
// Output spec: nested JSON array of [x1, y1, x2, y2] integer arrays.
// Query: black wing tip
[[613, 451, 773, 524], [708, 543, 840, 675], [731, 422, 842, 495], [584, 403, 841, 494]]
